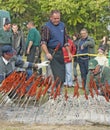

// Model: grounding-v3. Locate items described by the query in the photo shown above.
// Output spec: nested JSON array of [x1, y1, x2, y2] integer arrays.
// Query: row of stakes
[[0, 71, 110, 108], [0, 71, 110, 124]]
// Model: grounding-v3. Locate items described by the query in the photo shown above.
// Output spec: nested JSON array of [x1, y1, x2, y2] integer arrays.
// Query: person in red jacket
[[62, 37, 76, 87]]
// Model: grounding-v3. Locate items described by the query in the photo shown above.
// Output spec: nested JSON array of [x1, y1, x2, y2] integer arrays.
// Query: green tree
[[38, 0, 110, 40], [0, 0, 109, 41]]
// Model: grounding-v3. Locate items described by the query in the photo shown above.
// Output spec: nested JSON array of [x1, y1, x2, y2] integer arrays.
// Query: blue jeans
[[26, 69, 33, 92], [64, 62, 73, 87], [78, 57, 89, 87], [17, 55, 23, 60]]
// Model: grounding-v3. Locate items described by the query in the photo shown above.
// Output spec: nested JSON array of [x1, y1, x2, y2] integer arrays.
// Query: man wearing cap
[[0, 18, 12, 56], [85, 58, 110, 95], [0, 45, 49, 83]]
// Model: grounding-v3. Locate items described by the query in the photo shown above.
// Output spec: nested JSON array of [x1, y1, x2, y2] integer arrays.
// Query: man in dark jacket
[[0, 18, 12, 56], [12, 24, 25, 60], [0, 45, 49, 103], [0, 45, 49, 83], [77, 28, 95, 88]]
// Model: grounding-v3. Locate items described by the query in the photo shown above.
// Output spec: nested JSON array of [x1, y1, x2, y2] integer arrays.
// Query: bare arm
[[27, 41, 33, 54], [41, 43, 53, 60], [65, 45, 73, 60]]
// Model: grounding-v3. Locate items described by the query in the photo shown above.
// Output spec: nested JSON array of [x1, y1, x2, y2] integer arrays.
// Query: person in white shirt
[[95, 47, 109, 67]]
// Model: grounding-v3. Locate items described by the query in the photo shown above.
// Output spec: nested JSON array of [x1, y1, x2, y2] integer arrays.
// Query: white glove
[[37, 61, 50, 69]]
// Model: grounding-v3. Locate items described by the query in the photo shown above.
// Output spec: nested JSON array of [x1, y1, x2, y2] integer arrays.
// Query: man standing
[[40, 10, 72, 86], [26, 21, 41, 62], [0, 18, 12, 56], [26, 21, 41, 77], [12, 24, 25, 60], [77, 28, 95, 88]]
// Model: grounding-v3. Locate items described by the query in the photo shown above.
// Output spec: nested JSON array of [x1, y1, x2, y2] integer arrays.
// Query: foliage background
[[0, 0, 110, 44]]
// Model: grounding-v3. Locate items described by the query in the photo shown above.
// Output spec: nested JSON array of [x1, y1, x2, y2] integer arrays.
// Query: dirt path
[[0, 121, 110, 130]]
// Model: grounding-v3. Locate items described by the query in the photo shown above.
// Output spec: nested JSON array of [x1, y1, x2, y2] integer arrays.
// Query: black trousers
[[49, 48, 65, 84], [27, 45, 36, 62]]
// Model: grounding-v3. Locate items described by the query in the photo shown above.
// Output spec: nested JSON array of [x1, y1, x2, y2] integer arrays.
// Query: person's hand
[[46, 53, 53, 60], [81, 45, 84, 50]]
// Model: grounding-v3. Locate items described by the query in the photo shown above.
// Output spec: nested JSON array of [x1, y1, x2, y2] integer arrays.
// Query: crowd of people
[[0, 18, 47, 85], [0, 10, 110, 99]]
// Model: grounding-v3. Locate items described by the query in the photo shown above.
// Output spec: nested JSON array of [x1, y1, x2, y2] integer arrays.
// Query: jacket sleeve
[[82, 37, 95, 48], [20, 31, 25, 55], [0, 74, 5, 83], [40, 25, 50, 45], [64, 27, 68, 46], [15, 59, 34, 69]]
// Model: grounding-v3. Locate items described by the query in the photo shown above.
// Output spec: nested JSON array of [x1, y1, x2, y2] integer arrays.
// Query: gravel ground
[[0, 95, 110, 127]]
